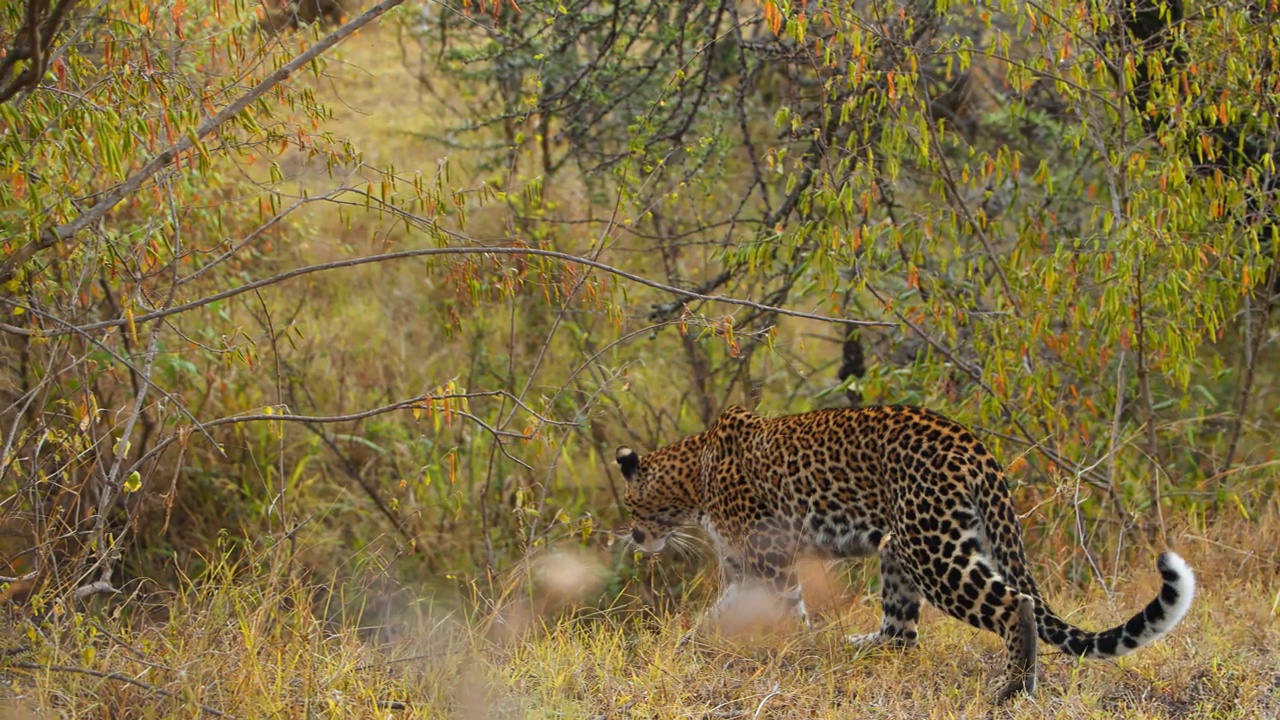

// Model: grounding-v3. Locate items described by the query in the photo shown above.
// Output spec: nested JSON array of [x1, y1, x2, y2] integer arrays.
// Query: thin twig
[[178, 189, 349, 287], [863, 280, 1113, 492], [0, 296, 221, 452], [751, 683, 782, 720], [1183, 534, 1279, 568], [120, 390, 553, 494], [204, 392, 571, 431], [78, 312, 165, 594], [1220, 260, 1279, 475], [1131, 253, 1167, 543], [1108, 350, 1131, 586]]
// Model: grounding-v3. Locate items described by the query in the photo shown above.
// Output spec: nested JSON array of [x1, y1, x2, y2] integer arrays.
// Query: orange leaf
[[766, 1, 782, 34]]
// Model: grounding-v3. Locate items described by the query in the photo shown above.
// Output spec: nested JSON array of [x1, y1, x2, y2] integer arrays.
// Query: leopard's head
[[615, 439, 702, 554]]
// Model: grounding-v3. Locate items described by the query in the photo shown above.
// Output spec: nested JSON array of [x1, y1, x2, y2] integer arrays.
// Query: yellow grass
[[3, 512, 1277, 718]]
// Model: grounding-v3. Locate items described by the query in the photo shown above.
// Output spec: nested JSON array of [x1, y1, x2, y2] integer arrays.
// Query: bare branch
[[71, 580, 119, 601], [212, 391, 573, 430], [0, 0, 81, 104], [119, 390, 564, 481]]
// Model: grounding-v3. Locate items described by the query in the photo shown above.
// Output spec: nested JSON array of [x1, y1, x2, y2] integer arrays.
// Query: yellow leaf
[[1231, 493, 1251, 522]]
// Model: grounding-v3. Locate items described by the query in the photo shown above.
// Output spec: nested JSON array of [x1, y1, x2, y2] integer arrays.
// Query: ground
[[4, 514, 1278, 718]]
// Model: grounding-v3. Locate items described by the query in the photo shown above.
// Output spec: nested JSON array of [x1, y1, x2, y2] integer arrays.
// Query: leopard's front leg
[[748, 519, 809, 621], [704, 564, 806, 637], [679, 545, 749, 646], [714, 521, 808, 630], [708, 555, 806, 621], [709, 553, 746, 617], [686, 526, 807, 642]]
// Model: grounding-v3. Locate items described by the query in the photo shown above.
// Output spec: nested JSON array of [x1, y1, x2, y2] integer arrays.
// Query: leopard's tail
[[976, 471, 1195, 659], [1028, 552, 1195, 658]]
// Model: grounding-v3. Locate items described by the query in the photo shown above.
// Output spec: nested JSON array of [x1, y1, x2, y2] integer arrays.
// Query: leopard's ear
[[615, 446, 640, 480]]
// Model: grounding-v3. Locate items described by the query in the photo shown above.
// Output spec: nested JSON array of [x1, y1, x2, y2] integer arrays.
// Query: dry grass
[[2, 511, 1277, 718]]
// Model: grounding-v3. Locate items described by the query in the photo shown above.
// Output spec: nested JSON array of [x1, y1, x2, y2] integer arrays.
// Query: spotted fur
[[616, 405, 1195, 703]]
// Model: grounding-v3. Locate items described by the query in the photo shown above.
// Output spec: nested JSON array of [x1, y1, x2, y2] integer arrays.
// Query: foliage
[[0, 0, 417, 598], [402, 0, 1280, 546]]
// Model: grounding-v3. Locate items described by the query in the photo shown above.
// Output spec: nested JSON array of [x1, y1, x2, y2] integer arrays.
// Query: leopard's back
[[711, 405, 1004, 561]]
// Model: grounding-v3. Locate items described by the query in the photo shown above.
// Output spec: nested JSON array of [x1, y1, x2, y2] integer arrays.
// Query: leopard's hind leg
[[891, 473, 1039, 703], [910, 540, 1039, 703]]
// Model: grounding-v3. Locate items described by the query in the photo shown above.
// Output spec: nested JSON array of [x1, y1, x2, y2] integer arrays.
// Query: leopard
[[615, 404, 1195, 703]]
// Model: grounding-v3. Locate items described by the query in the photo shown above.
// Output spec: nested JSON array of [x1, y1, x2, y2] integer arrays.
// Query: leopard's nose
[[631, 528, 646, 545]]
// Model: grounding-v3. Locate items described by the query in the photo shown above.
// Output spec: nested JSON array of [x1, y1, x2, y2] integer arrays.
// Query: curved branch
[[210, 391, 574, 432], [120, 389, 565, 480], [0, 245, 894, 339]]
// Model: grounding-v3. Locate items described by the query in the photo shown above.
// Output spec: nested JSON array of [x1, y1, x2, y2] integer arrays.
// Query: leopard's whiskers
[[667, 530, 701, 561]]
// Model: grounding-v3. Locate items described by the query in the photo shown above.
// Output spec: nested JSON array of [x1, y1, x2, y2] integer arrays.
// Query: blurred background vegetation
[[1, 0, 1278, 713]]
